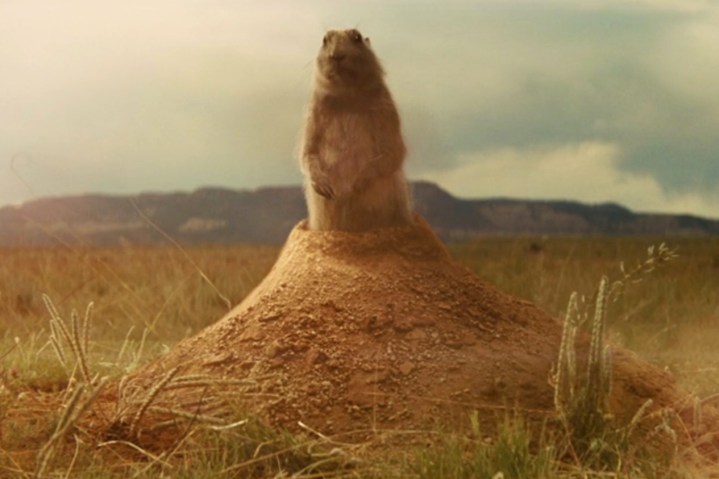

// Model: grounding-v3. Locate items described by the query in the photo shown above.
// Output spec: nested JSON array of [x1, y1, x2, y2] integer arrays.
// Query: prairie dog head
[[315, 29, 385, 94]]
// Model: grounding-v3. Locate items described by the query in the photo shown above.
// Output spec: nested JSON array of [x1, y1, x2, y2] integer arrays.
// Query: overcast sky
[[2, 0, 718, 218]]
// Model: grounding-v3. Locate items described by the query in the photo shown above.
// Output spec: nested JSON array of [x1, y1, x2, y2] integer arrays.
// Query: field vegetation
[[1, 236, 718, 477]]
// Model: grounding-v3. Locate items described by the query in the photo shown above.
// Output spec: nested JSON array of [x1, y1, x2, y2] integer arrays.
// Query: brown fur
[[299, 29, 412, 232]]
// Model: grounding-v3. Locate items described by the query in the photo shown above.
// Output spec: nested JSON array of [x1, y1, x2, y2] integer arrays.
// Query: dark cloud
[[384, 3, 718, 208]]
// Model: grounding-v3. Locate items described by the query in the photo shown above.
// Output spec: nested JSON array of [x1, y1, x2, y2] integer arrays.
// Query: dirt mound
[[103, 216, 718, 451]]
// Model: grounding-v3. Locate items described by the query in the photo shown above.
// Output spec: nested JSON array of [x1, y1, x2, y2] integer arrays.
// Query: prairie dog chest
[[322, 110, 377, 168]]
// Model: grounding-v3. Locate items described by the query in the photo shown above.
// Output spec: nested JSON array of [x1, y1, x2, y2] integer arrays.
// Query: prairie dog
[[299, 28, 412, 232]]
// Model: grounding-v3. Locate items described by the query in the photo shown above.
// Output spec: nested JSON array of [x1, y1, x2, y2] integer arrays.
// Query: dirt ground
[[87, 216, 719, 464]]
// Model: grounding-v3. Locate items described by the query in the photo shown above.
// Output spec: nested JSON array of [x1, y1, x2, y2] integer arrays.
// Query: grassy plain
[[1, 236, 718, 477]]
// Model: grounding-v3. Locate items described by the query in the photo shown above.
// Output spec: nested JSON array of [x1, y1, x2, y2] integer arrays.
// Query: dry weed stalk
[[42, 295, 94, 384], [96, 439, 172, 467], [129, 366, 180, 436], [554, 292, 578, 416], [120, 371, 255, 436], [146, 406, 227, 428], [34, 378, 108, 478], [0, 342, 19, 394], [130, 198, 232, 311], [553, 242, 679, 471]]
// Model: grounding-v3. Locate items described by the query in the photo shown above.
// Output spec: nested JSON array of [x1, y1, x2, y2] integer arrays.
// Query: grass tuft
[[552, 242, 685, 475], [412, 414, 557, 479]]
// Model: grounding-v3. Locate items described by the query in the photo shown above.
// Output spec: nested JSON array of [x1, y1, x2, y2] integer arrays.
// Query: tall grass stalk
[[554, 242, 679, 472], [42, 294, 94, 384]]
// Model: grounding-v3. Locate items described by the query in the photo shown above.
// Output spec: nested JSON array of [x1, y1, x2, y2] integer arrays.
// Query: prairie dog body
[[299, 29, 412, 231]]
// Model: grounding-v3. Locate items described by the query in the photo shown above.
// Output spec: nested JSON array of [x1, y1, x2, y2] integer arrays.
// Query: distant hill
[[1, 181, 718, 246]]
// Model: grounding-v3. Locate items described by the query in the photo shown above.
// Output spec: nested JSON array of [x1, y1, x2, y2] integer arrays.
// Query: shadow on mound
[[96, 215, 719, 461]]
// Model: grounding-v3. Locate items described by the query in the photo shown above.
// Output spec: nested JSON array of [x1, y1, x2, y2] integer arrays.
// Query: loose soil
[[92, 216, 719, 459]]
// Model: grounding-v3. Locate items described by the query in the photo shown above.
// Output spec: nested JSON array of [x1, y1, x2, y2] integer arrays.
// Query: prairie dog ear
[[365, 36, 371, 45]]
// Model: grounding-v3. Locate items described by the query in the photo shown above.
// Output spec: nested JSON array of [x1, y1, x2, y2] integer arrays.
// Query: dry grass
[[449, 237, 719, 396], [0, 244, 277, 341], [1, 236, 718, 477]]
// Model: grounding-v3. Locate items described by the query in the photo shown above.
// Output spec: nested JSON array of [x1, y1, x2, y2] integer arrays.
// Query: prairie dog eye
[[351, 31, 363, 43], [322, 34, 329, 46]]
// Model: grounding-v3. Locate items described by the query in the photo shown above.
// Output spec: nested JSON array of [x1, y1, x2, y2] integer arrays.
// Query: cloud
[[0, 1, 717, 220], [0, 1, 319, 201], [421, 141, 719, 218], [599, 0, 714, 13], [388, 3, 719, 201]]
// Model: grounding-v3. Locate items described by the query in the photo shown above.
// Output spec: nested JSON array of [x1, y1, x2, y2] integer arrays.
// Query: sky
[[1, 0, 718, 218]]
